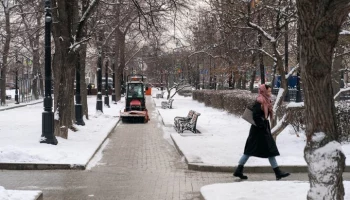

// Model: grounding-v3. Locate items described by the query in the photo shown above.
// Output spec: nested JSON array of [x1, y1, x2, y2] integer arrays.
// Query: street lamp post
[[104, 58, 110, 108], [96, 47, 103, 112], [41, 0, 57, 145], [75, 60, 85, 125], [15, 61, 19, 104], [112, 61, 116, 103]]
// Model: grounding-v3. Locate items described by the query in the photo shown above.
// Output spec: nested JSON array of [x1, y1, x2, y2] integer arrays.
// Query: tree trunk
[[271, 53, 287, 128], [52, 0, 76, 139], [297, 1, 348, 199], [237, 72, 242, 89], [258, 14, 265, 85], [39, 65, 44, 97], [117, 31, 126, 100], [250, 70, 256, 91], [80, 47, 89, 119], [228, 71, 233, 88], [115, 30, 122, 101], [80, 0, 89, 119], [242, 71, 247, 90], [32, 28, 40, 100], [0, 5, 11, 105], [19, 1, 41, 100]]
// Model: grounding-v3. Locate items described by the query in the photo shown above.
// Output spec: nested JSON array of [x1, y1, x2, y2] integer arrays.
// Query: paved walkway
[[0, 96, 349, 199]]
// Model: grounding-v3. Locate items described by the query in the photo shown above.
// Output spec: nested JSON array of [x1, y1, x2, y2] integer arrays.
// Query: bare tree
[[297, 0, 349, 199], [0, 0, 15, 105], [51, 0, 99, 138]]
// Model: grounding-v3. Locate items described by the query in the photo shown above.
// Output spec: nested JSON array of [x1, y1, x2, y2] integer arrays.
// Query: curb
[[0, 163, 84, 170], [170, 133, 189, 163], [0, 118, 120, 170], [170, 133, 350, 173], [200, 192, 206, 200], [153, 97, 173, 128], [0, 100, 43, 112], [35, 191, 43, 200], [26, 100, 44, 106], [0, 104, 27, 111]]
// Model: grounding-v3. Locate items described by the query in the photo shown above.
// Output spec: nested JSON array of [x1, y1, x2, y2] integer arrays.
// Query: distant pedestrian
[[234, 84, 290, 180], [87, 83, 92, 95]]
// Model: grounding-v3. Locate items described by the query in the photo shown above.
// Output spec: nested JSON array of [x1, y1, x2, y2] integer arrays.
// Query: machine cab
[[126, 82, 145, 99], [124, 75, 147, 112]]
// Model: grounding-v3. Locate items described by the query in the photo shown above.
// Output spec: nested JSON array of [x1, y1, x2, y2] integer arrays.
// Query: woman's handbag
[[242, 103, 256, 126]]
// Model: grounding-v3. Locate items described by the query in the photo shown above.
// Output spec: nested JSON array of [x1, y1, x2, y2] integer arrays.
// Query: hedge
[[192, 90, 350, 142]]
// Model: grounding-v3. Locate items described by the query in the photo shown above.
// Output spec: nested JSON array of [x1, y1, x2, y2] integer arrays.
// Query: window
[[127, 84, 143, 98]]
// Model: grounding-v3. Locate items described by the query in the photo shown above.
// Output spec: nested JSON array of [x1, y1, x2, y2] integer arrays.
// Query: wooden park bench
[[174, 111, 201, 133], [161, 98, 174, 109]]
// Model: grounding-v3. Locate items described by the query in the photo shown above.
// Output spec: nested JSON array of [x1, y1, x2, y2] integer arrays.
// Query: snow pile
[[0, 97, 123, 165], [0, 146, 50, 163], [201, 181, 350, 200], [0, 187, 9, 200], [287, 102, 304, 108]]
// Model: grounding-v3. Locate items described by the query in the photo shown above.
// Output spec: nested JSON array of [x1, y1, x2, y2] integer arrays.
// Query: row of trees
[[181, 1, 349, 199], [1, 0, 350, 198], [142, 0, 350, 199], [0, 0, 188, 137]]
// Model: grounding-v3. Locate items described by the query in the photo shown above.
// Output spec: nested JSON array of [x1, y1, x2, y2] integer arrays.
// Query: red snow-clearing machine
[[120, 74, 150, 123]]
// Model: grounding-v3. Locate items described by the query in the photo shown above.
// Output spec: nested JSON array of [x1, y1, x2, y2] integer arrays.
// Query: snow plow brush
[[120, 110, 150, 123]]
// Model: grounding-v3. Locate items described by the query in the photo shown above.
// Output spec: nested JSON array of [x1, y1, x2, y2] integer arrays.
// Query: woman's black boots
[[234, 165, 248, 179], [273, 167, 290, 180]]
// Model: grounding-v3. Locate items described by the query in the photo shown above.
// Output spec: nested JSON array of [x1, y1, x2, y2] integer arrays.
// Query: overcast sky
[[163, 0, 210, 51]]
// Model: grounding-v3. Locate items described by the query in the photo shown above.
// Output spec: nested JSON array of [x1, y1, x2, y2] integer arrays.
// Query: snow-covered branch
[[69, 37, 91, 53], [273, 88, 285, 114], [334, 87, 350, 100], [335, 50, 350, 58], [247, 22, 276, 43], [79, 0, 99, 24], [125, 45, 143, 66], [246, 48, 277, 62], [285, 64, 299, 79], [74, 0, 100, 43]]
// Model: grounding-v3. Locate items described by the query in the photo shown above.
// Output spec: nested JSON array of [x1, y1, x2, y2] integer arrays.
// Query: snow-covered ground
[[0, 96, 123, 166], [201, 181, 350, 200], [0, 99, 43, 111], [0, 89, 42, 111], [0, 186, 42, 200], [153, 89, 350, 167]]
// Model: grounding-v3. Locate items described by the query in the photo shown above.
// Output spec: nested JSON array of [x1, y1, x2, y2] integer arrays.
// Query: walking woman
[[234, 84, 290, 180]]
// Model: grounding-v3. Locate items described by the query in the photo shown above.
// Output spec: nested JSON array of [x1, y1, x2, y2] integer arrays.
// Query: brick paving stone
[[0, 96, 350, 199]]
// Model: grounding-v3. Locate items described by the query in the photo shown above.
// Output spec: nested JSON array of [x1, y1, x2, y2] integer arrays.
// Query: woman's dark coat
[[243, 102, 280, 158]]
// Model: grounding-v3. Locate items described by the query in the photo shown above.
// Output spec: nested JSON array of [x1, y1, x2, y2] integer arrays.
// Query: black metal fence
[[18, 75, 43, 103]]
